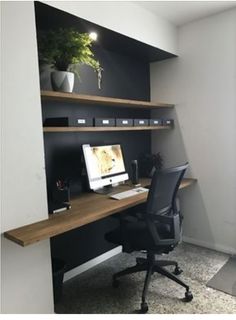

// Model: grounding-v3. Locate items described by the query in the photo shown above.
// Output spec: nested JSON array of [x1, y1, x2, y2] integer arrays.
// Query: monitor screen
[[90, 145, 125, 178], [82, 144, 128, 191]]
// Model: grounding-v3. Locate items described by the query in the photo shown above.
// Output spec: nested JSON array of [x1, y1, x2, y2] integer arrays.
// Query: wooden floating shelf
[[4, 178, 196, 247], [41, 90, 174, 109], [43, 125, 172, 133]]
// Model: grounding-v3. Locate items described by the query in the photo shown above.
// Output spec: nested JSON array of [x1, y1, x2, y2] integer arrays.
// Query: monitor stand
[[93, 184, 119, 195]]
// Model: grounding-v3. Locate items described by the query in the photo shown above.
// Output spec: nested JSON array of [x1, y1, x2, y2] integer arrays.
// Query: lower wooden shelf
[[4, 178, 197, 247], [43, 125, 171, 132]]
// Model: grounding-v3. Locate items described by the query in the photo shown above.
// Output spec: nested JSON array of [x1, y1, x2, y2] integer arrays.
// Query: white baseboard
[[183, 236, 236, 255], [64, 246, 122, 282]]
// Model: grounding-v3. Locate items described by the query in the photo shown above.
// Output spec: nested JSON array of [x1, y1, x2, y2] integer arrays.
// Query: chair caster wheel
[[173, 266, 183, 275], [140, 302, 148, 313], [184, 290, 193, 302], [112, 279, 120, 288]]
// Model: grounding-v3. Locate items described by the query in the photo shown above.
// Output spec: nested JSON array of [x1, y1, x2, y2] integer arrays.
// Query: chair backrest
[[146, 163, 188, 215], [145, 163, 189, 247]]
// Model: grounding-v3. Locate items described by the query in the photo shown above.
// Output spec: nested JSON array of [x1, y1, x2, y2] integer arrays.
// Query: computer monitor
[[82, 144, 129, 193]]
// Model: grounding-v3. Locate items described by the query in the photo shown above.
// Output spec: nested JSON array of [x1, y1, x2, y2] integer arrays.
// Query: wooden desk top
[[4, 178, 196, 247]]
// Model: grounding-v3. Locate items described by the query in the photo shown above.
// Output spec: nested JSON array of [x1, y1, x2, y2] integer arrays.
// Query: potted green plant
[[38, 28, 103, 93]]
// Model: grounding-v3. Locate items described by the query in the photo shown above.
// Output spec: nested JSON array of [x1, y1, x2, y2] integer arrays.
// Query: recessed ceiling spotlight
[[89, 32, 98, 41]]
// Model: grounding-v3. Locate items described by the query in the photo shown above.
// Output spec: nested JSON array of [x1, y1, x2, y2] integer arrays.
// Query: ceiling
[[35, 2, 176, 62], [137, 1, 236, 26]]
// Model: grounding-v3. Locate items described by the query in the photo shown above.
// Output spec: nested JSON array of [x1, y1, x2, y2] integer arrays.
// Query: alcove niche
[[34, 1, 177, 271]]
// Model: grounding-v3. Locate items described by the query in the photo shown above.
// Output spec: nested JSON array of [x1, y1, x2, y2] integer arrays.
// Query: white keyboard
[[110, 187, 149, 200]]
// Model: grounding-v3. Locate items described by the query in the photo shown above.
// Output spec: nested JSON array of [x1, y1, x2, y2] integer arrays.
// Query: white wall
[[1, 1, 54, 313], [43, 1, 178, 55], [151, 9, 236, 254]]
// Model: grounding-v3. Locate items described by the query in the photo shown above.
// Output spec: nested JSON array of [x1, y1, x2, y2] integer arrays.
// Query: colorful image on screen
[[90, 145, 125, 177]]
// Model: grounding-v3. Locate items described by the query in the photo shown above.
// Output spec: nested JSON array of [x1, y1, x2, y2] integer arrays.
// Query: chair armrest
[[146, 213, 180, 247]]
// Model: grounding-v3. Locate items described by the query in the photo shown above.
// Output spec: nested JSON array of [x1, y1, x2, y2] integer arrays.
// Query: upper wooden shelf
[[4, 178, 196, 247], [41, 90, 174, 109]]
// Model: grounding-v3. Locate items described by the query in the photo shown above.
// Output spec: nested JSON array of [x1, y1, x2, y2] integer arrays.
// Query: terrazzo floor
[[55, 243, 236, 314]]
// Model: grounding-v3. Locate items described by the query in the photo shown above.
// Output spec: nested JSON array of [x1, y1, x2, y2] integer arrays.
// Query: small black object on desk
[[49, 179, 71, 214], [131, 160, 139, 185], [48, 201, 71, 214]]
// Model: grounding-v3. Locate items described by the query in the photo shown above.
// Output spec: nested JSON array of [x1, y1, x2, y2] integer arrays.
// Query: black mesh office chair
[[105, 163, 193, 313]]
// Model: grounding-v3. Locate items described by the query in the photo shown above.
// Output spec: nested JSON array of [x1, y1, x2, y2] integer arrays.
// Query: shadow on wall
[[151, 107, 215, 247], [179, 184, 214, 246]]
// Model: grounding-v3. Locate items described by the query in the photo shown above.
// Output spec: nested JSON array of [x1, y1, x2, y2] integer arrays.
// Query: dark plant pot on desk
[[139, 152, 164, 178]]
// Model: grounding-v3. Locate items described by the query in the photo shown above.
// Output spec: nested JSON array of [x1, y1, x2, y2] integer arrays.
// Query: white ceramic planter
[[51, 71, 75, 93]]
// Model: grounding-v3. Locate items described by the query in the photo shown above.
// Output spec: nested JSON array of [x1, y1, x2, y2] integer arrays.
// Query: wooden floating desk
[[4, 178, 196, 247]]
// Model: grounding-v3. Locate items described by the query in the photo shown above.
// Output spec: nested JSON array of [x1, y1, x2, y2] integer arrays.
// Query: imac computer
[[82, 144, 129, 194]]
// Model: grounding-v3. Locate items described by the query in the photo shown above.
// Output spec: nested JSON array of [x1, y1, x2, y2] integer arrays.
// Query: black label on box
[[74, 118, 93, 127], [94, 118, 115, 127], [134, 119, 149, 126], [149, 119, 163, 126], [163, 119, 174, 126], [116, 119, 133, 126]]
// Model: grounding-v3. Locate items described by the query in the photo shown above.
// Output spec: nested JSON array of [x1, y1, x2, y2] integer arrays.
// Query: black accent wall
[[34, 2, 173, 271]]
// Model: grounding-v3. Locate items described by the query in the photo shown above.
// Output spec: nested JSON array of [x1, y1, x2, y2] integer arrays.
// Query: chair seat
[[105, 219, 172, 252]]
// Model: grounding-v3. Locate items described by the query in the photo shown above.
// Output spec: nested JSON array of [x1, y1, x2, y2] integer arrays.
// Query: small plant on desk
[[139, 152, 164, 178]]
